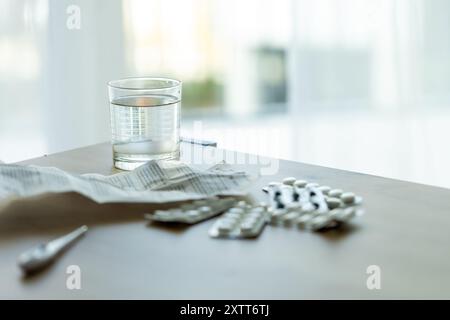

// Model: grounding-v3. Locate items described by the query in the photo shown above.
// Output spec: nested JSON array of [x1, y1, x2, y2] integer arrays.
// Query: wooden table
[[1, 142, 449, 299]]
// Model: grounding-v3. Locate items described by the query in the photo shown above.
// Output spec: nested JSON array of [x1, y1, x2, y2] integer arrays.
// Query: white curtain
[[289, 0, 430, 112]]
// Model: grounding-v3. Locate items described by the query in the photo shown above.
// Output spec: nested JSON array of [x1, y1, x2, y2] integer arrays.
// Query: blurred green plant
[[182, 77, 223, 109]]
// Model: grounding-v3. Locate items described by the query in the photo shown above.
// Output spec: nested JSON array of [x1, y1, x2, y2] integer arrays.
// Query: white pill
[[218, 222, 234, 234], [309, 216, 332, 231], [257, 202, 269, 208], [248, 211, 263, 218], [340, 192, 355, 204], [224, 212, 241, 219], [328, 189, 343, 198], [236, 201, 247, 208], [270, 209, 287, 224], [229, 207, 244, 214], [186, 210, 200, 217], [331, 212, 346, 222], [242, 215, 259, 224], [297, 214, 313, 228], [272, 208, 287, 215], [240, 223, 256, 235], [241, 218, 259, 226], [345, 206, 356, 216], [301, 203, 315, 213], [341, 207, 356, 222], [198, 206, 211, 213], [250, 207, 265, 214], [223, 215, 240, 223], [333, 207, 355, 222], [282, 212, 300, 226], [266, 182, 282, 191], [282, 177, 297, 185], [293, 180, 308, 188], [328, 208, 343, 219], [318, 186, 331, 195], [326, 197, 342, 209], [305, 182, 319, 188], [154, 210, 167, 217]]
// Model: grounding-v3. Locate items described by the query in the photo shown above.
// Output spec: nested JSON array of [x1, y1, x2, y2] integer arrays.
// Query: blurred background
[[1, 0, 450, 188]]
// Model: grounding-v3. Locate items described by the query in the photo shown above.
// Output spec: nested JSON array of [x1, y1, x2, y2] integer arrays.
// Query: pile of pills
[[263, 177, 364, 231], [209, 201, 270, 238], [145, 176, 364, 238], [145, 197, 236, 224]]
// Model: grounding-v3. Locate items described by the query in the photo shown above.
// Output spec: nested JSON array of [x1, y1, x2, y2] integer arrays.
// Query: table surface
[[1, 142, 450, 299]]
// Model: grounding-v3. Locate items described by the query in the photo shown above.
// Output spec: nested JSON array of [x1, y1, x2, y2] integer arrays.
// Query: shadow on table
[[0, 192, 190, 241], [316, 223, 362, 242]]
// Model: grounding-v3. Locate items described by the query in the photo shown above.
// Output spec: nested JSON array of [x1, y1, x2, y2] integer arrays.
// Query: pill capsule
[[198, 206, 211, 214], [297, 214, 313, 228], [301, 203, 315, 213], [186, 210, 200, 217], [340, 192, 355, 204], [243, 215, 259, 224], [258, 202, 269, 209], [240, 222, 256, 235], [282, 177, 297, 185], [228, 207, 244, 214], [250, 206, 265, 214], [326, 197, 342, 209], [236, 201, 247, 208], [328, 189, 343, 198], [223, 215, 240, 223], [243, 213, 260, 221], [328, 208, 344, 219], [224, 212, 241, 220], [258, 206, 268, 212], [344, 207, 356, 217], [309, 216, 332, 231], [153, 210, 167, 217], [305, 182, 319, 188], [293, 180, 308, 188], [264, 182, 281, 192], [338, 207, 356, 222], [270, 209, 287, 224], [248, 211, 263, 218], [218, 222, 234, 235], [318, 186, 331, 195], [282, 212, 300, 226]]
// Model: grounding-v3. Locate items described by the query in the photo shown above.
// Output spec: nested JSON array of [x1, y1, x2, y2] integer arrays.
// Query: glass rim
[[107, 77, 182, 91]]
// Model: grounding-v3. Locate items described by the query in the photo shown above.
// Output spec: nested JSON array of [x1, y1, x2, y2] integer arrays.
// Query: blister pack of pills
[[144, 197, 237, 224], [209, 201, 271, 238], [263, 177, 364, 231]]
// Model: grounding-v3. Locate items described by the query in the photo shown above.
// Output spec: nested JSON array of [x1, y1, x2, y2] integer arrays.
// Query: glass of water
[[108, 77, 181, 170]]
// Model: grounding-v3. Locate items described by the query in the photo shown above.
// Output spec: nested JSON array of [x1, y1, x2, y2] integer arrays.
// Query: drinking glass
[[108, 77, 181, 170]]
